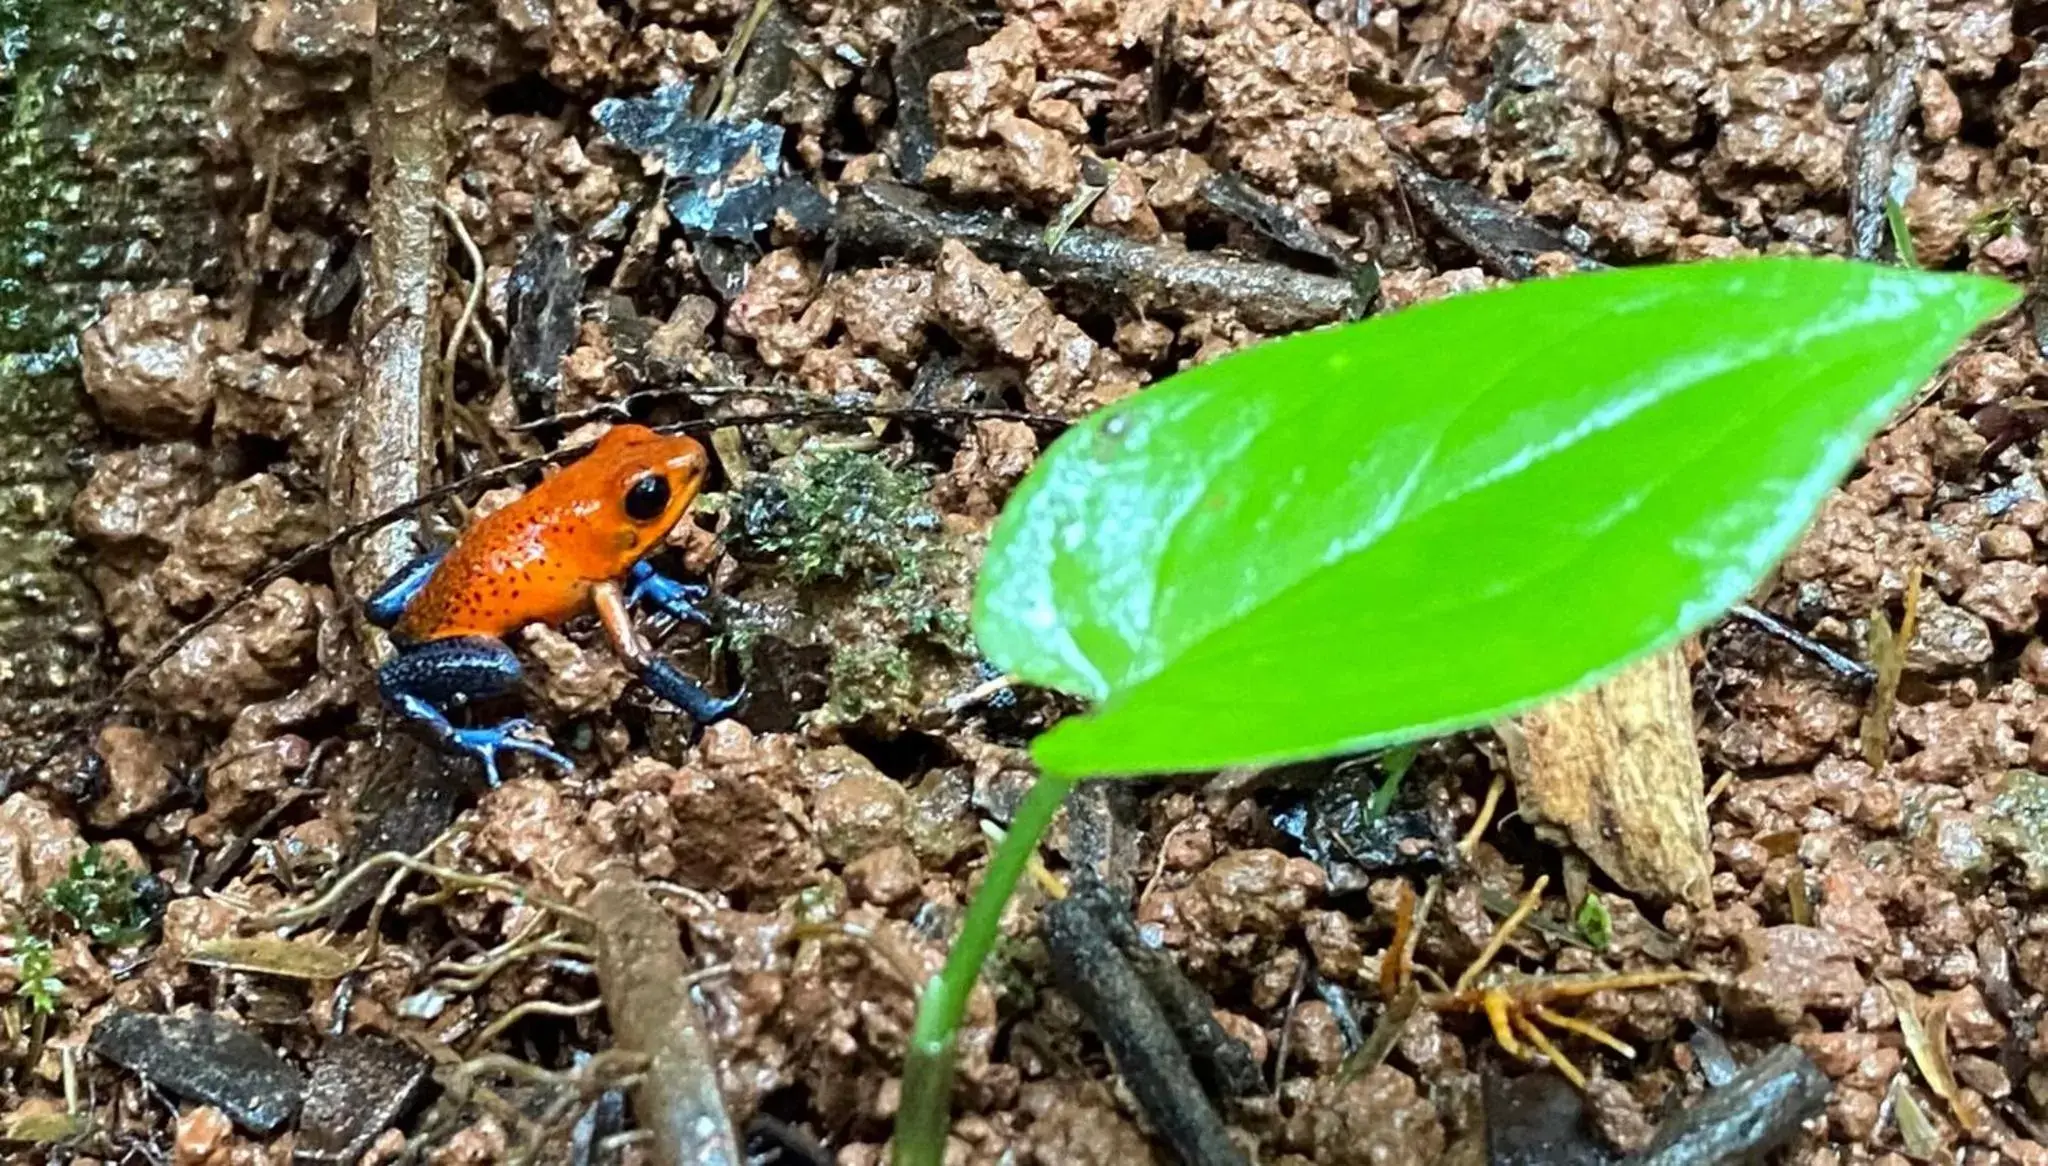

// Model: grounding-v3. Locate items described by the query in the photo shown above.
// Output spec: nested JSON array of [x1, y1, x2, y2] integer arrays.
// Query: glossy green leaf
[[974, 259, 2014, 778]]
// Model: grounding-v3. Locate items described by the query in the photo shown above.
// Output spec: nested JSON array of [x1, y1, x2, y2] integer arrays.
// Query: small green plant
[[1576, 892, 1614, 951], [1885, 198, 1919, 269], [1969, 203, 2019, 242], [729, 448, 947, 594], [12, 932, 62, 1016], [891, 258, 2015, 1166], [1366, 745, 1418, 821], [45, 845, 154, 947], [727, 447, 973, 726]]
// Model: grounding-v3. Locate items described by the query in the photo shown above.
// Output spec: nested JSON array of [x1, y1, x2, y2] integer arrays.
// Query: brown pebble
[[1213, 1009, 1270, 1067], [1283, 1000, 1346, 1076], [2022, 640, 2048, 686], [1945, 984, 2005, 1048], [1917, 69, 1963, 141], [1980, 524, 2035, 561], [845, 845, 923, 908], [1728, 925, 1865, 1031], [1828, 1085, 1883, 1141], [1952, 1054, 2010, 1099], [172, 1105, 233, 1166]]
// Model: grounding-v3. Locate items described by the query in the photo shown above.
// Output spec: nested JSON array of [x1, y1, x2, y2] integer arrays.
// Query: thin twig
[[1455, 875, 1547, 991], [432, 200, 496, 466], [468, 997, 603, 1052], [436, 201, 488, 392], [1272, 955, 1310, 1097], [707, 0, 775, 119], [1729, 603, 1875, 684], [248, 848, 588, 930], [1459, 773, 1507, 858]]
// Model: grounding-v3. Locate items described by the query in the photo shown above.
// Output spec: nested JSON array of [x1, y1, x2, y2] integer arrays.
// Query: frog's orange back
[[394, 425, 709, 642]]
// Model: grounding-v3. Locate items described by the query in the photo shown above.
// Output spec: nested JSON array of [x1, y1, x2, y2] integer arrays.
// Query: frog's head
[[584, 423, 711, 558]]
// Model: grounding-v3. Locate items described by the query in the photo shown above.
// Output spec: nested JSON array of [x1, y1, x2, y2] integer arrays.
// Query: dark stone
[[294, 1033, 431, 1163], [594, 83, 786, 242], [88, 1010, 304, 1135]]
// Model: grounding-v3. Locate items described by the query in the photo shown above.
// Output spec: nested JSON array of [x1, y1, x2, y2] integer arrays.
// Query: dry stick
[[247, 848, 589, 931], [1380, 881, 1418, 999], [5, 401, 1068, 795], [836, 180, 1363, 333], [707, 0, 776, 119], [1271, 955, 1311, 1097], [584, 878, 742, 1166], [1064, 877, 1263, 1099], [351, 0, 451, 610], [1728, 603, 1875, 684], [1042, 888, 1248, 1166]]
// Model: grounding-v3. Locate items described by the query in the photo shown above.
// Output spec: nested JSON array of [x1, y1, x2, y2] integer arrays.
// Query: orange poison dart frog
[[364, 424, 742, 784]]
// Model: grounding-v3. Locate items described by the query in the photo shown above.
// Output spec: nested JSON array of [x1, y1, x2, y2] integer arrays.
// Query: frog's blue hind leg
[[640, 657, 746, 724], [365, 548, 447, 629], [376, 636, 573, 786]]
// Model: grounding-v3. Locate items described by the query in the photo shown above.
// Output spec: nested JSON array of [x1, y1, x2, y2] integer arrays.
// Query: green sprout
[[12, 932, 61, 1016], [1576, 892, 1614, 951], [45, 845, 154, 947]]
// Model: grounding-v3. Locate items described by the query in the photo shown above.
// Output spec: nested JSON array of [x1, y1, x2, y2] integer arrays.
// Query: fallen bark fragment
[[1392, 155, 1598, 279], [1485, 1070, 1613, 1166], [1043, 880, 1249, 1166], [1061, 781, 1142, 898], [1849, 39, 1925, 263], [1199, 173, 1355, 272], [595, 83, 787, 241], [889, 5, 986, 183], [1630, 1045, 1829, 1166], [1497, 648, 1712, 907], [88, 1010, 304, 1135], [329, 740, 466, 926], [835, 180, 1363, 332], [584, 877, 741, 1166]]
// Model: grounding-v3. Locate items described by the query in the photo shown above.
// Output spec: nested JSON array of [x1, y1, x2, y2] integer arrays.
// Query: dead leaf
[[187, 936, 355, 981], [1863, 566, 1922, 767], [1886, 977, 1978, 1134], [1, 1102, 87, 1145]]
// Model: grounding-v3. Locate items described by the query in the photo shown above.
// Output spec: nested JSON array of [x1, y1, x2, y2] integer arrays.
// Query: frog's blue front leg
[[365, 548, 447, 629], [376, 637, 573, 786], [626, 561, 711, 626]]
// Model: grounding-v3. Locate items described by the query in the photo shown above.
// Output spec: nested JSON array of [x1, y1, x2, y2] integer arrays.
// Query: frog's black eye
[[624, 474, 670, 522]]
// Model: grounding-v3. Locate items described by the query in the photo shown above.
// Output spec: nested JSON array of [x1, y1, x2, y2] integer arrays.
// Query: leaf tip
[[1963, 272, 2024, 320], [1902, 267, 2021, 332]]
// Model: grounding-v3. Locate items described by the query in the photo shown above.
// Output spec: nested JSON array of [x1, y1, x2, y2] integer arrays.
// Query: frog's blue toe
[[626, 562, 712, 626], [448, 720, 575, 787]]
